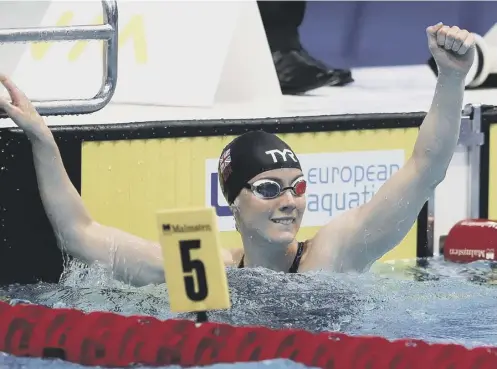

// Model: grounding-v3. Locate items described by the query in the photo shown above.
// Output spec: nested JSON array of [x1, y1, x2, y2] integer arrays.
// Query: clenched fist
[[427, 23, 475, 79]]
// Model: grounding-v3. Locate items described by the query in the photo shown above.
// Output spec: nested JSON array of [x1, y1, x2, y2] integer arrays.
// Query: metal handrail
[[0, 0, 118, 116]]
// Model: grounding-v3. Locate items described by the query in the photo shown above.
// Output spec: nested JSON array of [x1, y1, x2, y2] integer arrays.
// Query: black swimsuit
[[238, 241, 305, 273]]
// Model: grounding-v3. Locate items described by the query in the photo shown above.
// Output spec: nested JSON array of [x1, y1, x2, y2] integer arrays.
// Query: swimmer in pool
[[0, 23, 475, 286]]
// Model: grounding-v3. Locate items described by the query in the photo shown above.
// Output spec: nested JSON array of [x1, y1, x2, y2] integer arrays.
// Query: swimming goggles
[[244, 177, 307, 199]]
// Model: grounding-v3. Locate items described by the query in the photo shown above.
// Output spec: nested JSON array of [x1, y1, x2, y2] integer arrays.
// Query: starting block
[[444, 219, 497, 263], [7, 0, 281, 109]]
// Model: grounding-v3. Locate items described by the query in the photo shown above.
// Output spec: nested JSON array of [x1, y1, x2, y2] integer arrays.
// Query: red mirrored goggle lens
[[293, 179, 307, 196]]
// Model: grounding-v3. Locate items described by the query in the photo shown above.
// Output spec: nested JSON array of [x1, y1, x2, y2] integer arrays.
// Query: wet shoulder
[[224, 247, 244, 267]]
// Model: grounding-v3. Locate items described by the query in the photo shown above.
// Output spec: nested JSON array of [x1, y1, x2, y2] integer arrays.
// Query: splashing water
[[1, 257, 497, 368]]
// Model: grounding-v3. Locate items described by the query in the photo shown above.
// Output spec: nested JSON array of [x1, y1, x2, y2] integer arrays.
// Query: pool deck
[[0, 65, 494, 128]]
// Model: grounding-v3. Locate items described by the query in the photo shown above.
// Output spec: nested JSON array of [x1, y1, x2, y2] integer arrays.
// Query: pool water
[[1, 257, 497, 368]]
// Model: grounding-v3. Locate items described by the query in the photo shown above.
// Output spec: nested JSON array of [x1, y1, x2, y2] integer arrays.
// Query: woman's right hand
[[0, 74, 50, 140]]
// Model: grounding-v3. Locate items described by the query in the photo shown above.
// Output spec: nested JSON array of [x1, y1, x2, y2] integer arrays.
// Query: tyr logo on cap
[[265, 149, 298, 163]]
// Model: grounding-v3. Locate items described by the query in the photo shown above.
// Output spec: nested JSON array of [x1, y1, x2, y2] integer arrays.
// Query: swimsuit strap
[[238, 241, 305, 273], [288, 241, 305, 273]]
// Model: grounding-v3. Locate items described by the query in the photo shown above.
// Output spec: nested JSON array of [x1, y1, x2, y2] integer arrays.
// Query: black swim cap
[[218, 130, 302, 204]]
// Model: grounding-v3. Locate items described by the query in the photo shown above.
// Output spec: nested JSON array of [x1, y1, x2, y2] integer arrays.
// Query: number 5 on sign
[[156, 207, 230, 313]]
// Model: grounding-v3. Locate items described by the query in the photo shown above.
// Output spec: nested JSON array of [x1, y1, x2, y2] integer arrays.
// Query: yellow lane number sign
[[156, 207, 230, 313]]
